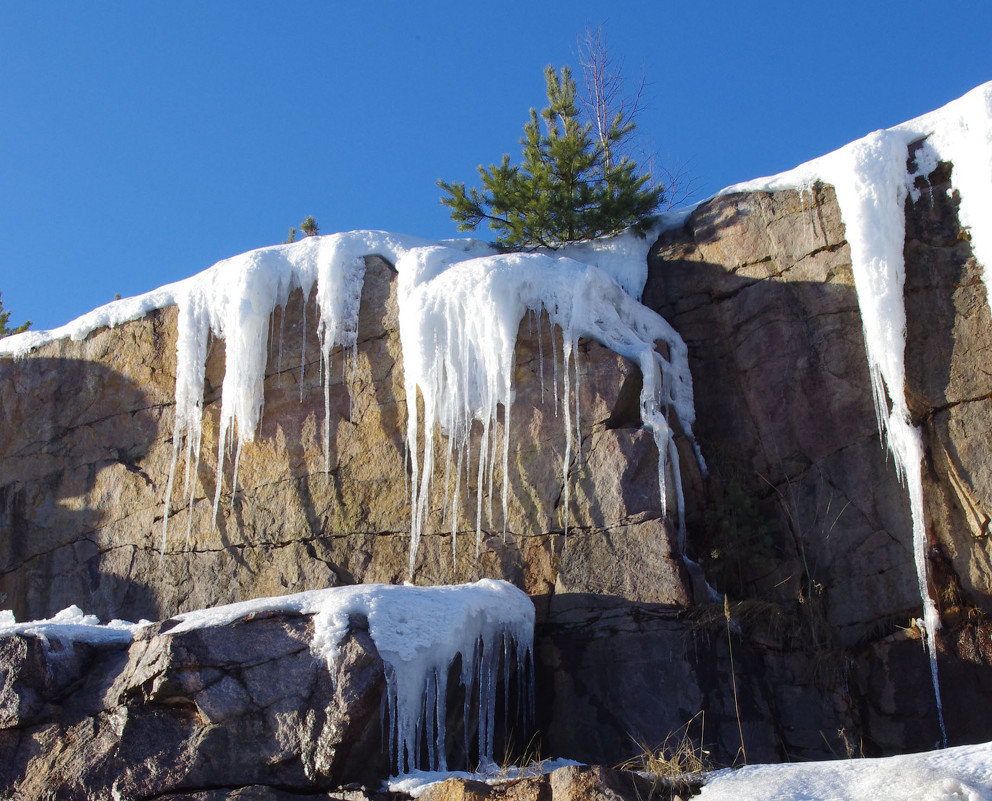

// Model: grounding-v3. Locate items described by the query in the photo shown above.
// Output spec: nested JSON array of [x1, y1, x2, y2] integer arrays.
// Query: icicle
[[475, 418, 489, 556], [229, 439, 243, 512], [812, 128, 947, 746], [277, 305, 285, 386], [183, 439, 201, 549], [573, 342, 582, 463], [450, 445, 464, 565], [536, 309, 545, 402], [501, 369, 511, 540], [398, 250, 702, 573], [552, 321, 560, 417], [300, 291, 308, 402], [502, 636, 510, 740], [561, 335, 573, 539]]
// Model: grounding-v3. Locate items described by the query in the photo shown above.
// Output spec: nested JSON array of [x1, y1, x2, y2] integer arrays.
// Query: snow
[[170, 578, 535, 774], [696, 741, 992, 801], [720, 80, 992, 748], [1, 579, 535, 777], [0, 604, 146, 647]]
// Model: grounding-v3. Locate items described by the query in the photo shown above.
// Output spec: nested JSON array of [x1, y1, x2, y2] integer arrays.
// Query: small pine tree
[[285, 227, 298, 244], [300, 216, 319, 237], [438, 65, 663, 251], [0, 292, 30, 338]]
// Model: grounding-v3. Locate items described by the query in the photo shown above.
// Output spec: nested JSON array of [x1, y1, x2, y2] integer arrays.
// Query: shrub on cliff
[[438, 64, 663, 251]]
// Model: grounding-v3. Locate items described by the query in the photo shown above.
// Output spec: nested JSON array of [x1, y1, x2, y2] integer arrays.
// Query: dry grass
[[617, 715, 711, 799]]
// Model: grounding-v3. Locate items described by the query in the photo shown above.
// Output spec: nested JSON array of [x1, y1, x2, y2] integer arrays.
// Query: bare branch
[[576, 24, 645, 169]]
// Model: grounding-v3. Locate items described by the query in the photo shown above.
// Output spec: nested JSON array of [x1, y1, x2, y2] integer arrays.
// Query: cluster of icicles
[[729, 81, 992, 747], [169, 578, 536, 776], [1, 579, 535, 778], [157, 229, 702, 572]]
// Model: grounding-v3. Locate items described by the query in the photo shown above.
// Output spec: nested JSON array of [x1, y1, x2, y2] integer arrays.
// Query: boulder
[[0, 611, 387, 799]]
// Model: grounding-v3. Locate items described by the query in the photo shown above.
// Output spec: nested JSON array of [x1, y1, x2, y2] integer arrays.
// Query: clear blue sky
[[2, 1, 991, 331]]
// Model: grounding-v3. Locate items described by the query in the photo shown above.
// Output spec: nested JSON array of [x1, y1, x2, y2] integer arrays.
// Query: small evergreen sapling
[[300, 216, 319, 237], [438, 65, 663, 251], [0, 292, 30, 338]]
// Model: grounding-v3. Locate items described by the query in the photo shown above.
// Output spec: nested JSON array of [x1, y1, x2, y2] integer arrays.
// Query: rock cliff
[[3, 138, 992, 797]]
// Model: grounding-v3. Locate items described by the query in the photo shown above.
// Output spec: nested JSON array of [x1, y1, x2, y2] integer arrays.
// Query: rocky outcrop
[[2, 139, 992, 792], [0, 611, 388, 798], [416, 764, 695, 801]]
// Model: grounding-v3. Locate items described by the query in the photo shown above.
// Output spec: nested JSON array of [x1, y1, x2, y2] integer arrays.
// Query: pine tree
[[300, 216, 319, 237], [0, 292, 30, 338], [438, 65, 663, 251]]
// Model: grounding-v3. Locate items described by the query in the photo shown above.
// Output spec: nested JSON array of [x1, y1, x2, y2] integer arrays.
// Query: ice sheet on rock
[[169, 578, 535, 776], [1, 223, 699, 571], [397, 247, 701, 572]]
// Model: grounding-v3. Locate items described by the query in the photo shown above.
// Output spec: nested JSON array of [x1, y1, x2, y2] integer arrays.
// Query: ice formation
[[726, 81, 992, 745], [0, 223, 699, 570], [2, 580, 535, 776], [396, 239, 700, 572], [160, 231, 442, 549]]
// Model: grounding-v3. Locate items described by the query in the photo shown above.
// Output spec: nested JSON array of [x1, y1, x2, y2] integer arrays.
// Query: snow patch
[[388, 758, 584, 798], [697, 740, 992, 801], [0, 605, 146, 647]]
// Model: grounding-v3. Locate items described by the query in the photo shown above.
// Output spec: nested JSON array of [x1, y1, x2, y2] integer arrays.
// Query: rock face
[[644, 154, 992, 756], [2, 142, 992, 797]]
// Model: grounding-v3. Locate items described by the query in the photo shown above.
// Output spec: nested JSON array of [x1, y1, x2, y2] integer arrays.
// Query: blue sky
[[2, 1, 991, 331]]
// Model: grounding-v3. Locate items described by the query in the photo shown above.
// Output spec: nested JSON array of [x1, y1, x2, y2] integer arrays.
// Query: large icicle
[[813, 131, 947, 746], [397, 247, 701, 573]]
